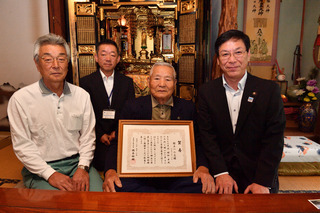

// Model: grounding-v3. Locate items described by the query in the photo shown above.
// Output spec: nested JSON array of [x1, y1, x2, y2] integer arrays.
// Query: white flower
[[306, 86, 315, 91], [295, 89, 306, 96]]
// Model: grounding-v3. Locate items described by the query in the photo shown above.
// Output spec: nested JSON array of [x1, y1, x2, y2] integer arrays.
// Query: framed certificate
[[117, 120, 196, 177]]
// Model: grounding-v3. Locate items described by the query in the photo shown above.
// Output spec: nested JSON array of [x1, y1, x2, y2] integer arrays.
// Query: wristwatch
[[78, 165, 89, 172]]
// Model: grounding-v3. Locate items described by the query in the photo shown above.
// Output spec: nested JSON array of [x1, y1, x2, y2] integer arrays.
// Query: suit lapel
[[235, 74, 258, 136], [94, 71, 110, 106], [171, 97, 181, 120], [110, 71, 119, 108], [141, 95, 153, 119], [216, 78, 234, 135]]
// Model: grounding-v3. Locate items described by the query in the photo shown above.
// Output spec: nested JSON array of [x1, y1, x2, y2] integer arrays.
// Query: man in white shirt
[[8, 33, 103, 191], [198, 30, 285, 194], [80, 40, 135, 171]]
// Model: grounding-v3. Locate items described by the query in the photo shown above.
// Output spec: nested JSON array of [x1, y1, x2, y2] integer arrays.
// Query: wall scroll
[[243, 0, 280, 66]]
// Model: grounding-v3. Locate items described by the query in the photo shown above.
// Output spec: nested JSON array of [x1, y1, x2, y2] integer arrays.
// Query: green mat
[[279, 162, 320, 176]]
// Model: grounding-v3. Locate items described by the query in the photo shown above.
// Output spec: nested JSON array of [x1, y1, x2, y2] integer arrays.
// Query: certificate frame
[[117, 120, 196, 177]]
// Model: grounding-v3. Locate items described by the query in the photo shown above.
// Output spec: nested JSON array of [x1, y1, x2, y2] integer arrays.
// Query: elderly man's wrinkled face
[[148, 65, 176, 104]]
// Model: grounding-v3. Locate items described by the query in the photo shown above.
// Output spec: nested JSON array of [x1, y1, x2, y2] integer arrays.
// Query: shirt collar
[[222, 71, 248, 91], [39, 78, 71, 95], [100, 69, 114, 80], [151, 95, 174, 108]]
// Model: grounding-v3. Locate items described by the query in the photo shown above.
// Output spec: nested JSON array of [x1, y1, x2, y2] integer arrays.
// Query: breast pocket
[[66, 114, 83, 131]]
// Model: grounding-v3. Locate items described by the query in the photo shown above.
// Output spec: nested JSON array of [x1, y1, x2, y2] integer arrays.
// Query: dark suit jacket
[[105, 95, 208, 172], [80, 70, 135, 171], [197, 73, 286, 191]]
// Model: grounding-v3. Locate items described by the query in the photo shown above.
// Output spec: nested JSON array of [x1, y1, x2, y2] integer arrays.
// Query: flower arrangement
[[295, 68, 320, 103], [295, 79, 319, 102]]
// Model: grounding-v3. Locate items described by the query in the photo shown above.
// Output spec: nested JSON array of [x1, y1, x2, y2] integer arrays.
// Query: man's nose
[[159, 79, 166, 86], [228, 53, 237, 62], [52, 58, 59, 67], [105, 55, 111, 61]]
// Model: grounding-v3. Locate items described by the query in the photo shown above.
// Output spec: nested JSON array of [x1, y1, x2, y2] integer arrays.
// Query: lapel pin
[[248, 96, 254, 103]]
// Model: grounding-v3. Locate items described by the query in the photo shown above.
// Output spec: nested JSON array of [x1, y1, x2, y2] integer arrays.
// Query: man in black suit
[[198, 30, 286, 194], [103, 62, 215, 194], [80, 40, 135, 171]]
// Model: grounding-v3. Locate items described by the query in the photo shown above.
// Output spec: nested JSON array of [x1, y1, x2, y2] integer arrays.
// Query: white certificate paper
[[117, 120, 196, 177]]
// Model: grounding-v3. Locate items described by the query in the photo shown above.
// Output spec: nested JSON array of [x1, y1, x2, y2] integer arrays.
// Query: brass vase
[[298, 103, 317, 132]]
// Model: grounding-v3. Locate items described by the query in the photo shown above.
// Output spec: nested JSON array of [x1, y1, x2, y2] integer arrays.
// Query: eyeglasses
[[219, 50, 247, 61], [40, 55, 68, 64]]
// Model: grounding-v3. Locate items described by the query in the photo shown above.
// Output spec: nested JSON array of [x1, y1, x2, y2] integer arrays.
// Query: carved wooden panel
[[180, 45, 195, 54], [178, 55, 195, 83], [76, 17, 96, 44], [180, 0, 196, 14], [179, 84, 194, 101], [78, 55, 96, 78], [178, 13, 196, 44], [78, 45, 96, 54]]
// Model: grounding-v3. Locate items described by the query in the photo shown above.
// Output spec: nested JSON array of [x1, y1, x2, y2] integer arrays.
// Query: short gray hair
[[150, 62, 176, 79], [33, 33, 70, 63]]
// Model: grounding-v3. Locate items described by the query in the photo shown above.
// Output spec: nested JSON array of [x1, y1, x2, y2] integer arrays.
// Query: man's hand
[[48, 172, 75, 191], [215, 174, 238, 194], [103, 169, 122, 192], [193, 166, 215, 194], [244, 183, 270, 194], [72, 167, 90, 191], [100, 131, 116, 145]]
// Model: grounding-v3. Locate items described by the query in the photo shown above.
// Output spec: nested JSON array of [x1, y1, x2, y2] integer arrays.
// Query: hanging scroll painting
[[243, 0, 280, 66]]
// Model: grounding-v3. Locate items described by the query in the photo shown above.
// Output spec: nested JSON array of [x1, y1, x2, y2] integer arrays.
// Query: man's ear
[[34, 59, 40, 72], [247, 49, 251, 61], [147, 76, 150, 86], [94, 54, 99, 63], [116, 55, 120, 64]]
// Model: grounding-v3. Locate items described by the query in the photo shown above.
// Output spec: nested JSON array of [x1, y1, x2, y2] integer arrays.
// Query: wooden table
[[0, 188, 319, 212]]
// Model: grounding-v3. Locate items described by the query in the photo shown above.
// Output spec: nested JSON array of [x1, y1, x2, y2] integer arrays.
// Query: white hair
[[149, 62, 176, 79], [33, 33, 70, 62]]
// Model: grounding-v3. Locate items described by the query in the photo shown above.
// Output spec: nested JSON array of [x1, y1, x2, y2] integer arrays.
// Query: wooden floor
[[0, 131, 319, 192]]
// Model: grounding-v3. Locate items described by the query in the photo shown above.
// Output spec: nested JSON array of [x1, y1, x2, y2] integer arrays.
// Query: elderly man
[[80, 39, 135, 171], [198, 30, 285, 194], [7, 33, 103, 191], [103, 62, 214, 194]]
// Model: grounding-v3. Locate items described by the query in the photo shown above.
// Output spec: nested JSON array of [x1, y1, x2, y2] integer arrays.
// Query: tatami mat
[[0, 133, 23, 188], [279, 176, 320, 191]]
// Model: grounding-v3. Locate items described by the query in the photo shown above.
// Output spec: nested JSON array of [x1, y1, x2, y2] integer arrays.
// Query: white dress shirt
[[100, 70, 114, 105], [8, 79, 96, 180], [223, 71, 247, 133], [214, 71, 247, 178]]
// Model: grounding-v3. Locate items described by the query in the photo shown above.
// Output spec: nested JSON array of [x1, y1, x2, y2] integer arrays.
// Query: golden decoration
[[76, 3, 96, 16], [78, 45, 96, 55], [180, 0, 196, 14], [180, 45, 195, 55]]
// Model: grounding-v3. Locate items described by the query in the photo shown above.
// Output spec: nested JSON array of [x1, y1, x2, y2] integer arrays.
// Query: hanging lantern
[[118, 15, 127, 26]]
